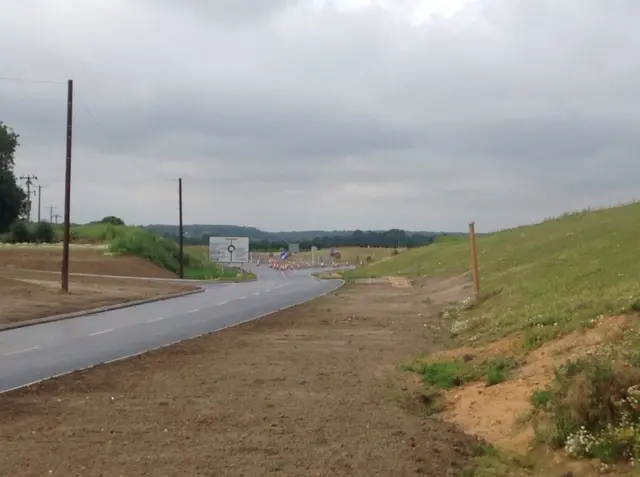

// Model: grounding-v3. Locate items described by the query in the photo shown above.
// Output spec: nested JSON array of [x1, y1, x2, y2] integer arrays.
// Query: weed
[[459, 440, 533, 477], [530, 389, 552, 409], [485, 357, 516, 386], [531, 353, 640, 465], [408, 388, 445, 416], [402, 356, 517, 390], [419, 360, 476, 389]]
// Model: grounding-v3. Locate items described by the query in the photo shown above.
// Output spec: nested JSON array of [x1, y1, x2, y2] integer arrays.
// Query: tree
[[99, 216, 125, 226], [8, 220, 31, 243], [0, 123, 27, 233], [33, 221, 55, 243]]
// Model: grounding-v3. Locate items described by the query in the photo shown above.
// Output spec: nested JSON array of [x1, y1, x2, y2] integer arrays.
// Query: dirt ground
[[0, 269, 198, 325], [0, 246, 176, 278], [0, 277, 483, 477]]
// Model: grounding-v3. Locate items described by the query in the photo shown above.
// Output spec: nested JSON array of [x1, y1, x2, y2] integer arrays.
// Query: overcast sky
[[2, 0, 639, 232]]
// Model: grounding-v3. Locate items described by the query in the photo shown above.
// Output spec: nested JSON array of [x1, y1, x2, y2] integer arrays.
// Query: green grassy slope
[[345, 203, 640, 346], [66, 223, 248, 280], [347, 202, 640, 470]]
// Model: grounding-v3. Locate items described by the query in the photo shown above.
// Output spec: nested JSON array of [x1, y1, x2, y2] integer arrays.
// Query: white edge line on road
[[145, 317, 165, 323], [3, 346, 40, 357], [216, 301, 227, 306], [89, 329, 113, 336], [187, 309, 200, 314], [0, 278, 344, 395], [238, 296, 246, 300]]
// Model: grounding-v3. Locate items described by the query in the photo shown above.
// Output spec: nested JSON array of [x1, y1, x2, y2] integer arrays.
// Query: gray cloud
[[2, 0, 640, 232], [147, 0, 298, 23]]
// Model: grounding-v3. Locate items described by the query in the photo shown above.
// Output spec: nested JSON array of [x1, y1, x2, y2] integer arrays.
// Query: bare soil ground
[[0, 246, 176, 278], [0, 277, 483, 477], [0, 269, 197, 325]]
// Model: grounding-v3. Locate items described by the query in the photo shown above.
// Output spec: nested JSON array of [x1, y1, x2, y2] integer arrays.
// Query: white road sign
[[209, 236, 250, 263]]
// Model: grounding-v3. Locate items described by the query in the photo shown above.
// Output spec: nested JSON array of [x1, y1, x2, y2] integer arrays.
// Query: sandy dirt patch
[[439, 315, 628, 455], [0, 269, 197, 325], [0, 247, 176, 278], [0, 279, 483, 477], [388, 276, 412, 287]]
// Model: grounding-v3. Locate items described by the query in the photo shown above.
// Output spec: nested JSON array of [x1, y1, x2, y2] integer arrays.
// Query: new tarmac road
[[0, 266, 343, 393]]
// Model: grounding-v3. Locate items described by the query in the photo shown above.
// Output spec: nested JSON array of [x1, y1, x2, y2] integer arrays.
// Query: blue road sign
[[280, 250, 289, 260]]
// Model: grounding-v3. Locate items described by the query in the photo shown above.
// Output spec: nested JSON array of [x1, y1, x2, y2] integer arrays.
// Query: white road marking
[[89, 329, 113, 336], [146, 317, 165, 323], [0, 278, 345, 395], [216, 301, 228, 306], [254, 292, 261, 296], [3, 346, 40, 356], [187, 309, 200, 314], [264, 289, 271, 292], [238, 296, 246, 300]]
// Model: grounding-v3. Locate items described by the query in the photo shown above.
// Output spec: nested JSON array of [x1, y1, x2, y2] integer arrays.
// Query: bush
[[32, 221, 55, 243], [531, 355, 640, 464], [99, 216, 125, 226], [8, 220, 31, 243], [110, 229, 185, 273]]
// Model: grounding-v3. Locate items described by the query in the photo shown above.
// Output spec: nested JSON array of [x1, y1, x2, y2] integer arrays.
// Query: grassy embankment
[[69, 224, 252, 280], [344, 202, 640, 474]]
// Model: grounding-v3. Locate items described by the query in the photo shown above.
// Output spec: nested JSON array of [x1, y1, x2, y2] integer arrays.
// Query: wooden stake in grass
[[468, 221, 480, 298]]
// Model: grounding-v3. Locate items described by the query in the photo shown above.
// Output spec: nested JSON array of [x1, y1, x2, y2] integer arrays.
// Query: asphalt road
[[0, 266, 343, 393]]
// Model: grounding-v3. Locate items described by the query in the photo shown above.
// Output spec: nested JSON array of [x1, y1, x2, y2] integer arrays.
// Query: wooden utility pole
[[37, 185, 44, 222], [468, 222, 480, 298], [48, 206, 55, 223], [61, 79, 73, 293], [178, 177, 184, 279], [19, 175, 38, 220]]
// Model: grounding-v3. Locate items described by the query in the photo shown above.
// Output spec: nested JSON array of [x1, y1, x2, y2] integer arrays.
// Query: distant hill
[[141, 224, 449, 242]]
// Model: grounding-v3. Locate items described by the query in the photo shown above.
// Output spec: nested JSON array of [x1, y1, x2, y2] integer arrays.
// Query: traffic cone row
[[265, 257, 344, 271]]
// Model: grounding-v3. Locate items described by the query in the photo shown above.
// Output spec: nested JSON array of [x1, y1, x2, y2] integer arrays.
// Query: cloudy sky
[[2, 0, 639, 232]]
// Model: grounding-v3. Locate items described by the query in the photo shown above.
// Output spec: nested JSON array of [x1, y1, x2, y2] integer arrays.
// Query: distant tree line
[[164, 228, 437, 251]]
